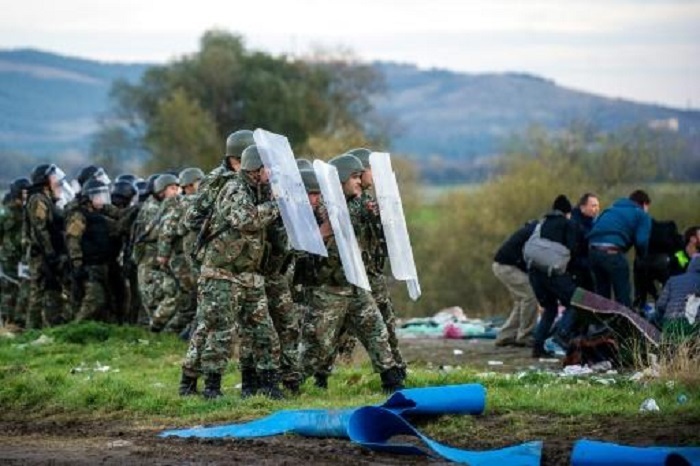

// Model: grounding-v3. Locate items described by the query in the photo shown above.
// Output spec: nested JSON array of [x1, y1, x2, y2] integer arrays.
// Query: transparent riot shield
[[312, 160, 371, 291], [253, 128, 327, 257], [369, 152, 421, 301]]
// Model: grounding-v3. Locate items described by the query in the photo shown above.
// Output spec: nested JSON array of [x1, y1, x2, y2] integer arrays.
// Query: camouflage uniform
[[131, 195, 164, 321], [24, 189, 66, 328], [64, 199, 118, 322], [182, 172, 280, 381], [239, 210, 300, 390], [0, 201, 29, 325], [152, 195, 197, 332], [299, 211, 397, 384], [345, 190, 405, 370], [182, 164, 236, 265]]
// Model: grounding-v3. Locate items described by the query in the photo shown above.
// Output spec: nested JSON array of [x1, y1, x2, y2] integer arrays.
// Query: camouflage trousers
[[0, 260, 29, 326], [236, 273, 281, 373], [152, 254, 196, 333], [74, 264, 111, 323], [240, 272, 297, 383], [26, 255, 65, 329], [332, 274, 405, 369], [182, 276, 240, 377], [300, 285, 395, 378], [137, 261, 164, 320]]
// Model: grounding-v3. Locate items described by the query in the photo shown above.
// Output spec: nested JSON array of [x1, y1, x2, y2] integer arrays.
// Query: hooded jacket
[[656, 255, 700, 322]]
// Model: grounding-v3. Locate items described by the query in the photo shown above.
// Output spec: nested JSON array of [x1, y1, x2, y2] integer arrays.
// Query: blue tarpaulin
[[160, 384, 542, 465], [571, 439, 700, 466]]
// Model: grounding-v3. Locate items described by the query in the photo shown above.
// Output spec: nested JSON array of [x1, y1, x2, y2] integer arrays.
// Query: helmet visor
[[87, 186, 111, 206], [93, 168, 111, 186]]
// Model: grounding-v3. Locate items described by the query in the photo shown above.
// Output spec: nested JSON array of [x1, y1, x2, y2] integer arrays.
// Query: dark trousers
[[589, 249, 632, 308], [529, 269, 577, 348]]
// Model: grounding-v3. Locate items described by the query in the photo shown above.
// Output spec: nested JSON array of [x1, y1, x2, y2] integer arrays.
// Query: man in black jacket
[[492, 220, 538, 347], [528, 195, 580, 357]]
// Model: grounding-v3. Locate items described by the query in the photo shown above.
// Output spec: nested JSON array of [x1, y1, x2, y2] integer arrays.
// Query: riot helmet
[[82, 179, 111, 209]]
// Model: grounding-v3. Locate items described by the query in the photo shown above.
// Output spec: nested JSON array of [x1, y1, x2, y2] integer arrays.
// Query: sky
[[1, 0, 699, 109]]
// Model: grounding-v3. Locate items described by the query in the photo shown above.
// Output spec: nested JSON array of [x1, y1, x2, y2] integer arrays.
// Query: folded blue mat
[[161, 383, 542, 465], [572, 439, 700, 466]]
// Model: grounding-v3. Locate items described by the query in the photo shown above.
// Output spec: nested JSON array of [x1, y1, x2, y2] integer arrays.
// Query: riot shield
[[313, 160, 371, 291], [369, 152, 421, 301], [253, 128, 327, 257]]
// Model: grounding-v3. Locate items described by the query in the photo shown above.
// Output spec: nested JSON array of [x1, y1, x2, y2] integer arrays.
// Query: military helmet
[[346, 148, 372, 169], [153, 174, 179, 194], [111, 180, 138, 201], [9, 177, 31, 199], [296, 158, 313, 171], [241, 145, 264, 171], [178, 167, 205, 186], [82, 179, 111, 206], [115, 173, 137, 184], [77, 165, 110, 186], [225, 129, 255, 159], [328, 154, 363, 183], [30, 163, 53, 186], [300, 169, 320, 193], [145, 173, 160, 196]]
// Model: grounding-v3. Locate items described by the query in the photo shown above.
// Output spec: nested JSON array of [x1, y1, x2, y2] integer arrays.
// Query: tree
[[144, 88, 220, 172], [93, 29, 389, 171]]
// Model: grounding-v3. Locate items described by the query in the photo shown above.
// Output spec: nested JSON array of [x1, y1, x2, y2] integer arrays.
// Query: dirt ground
[[0, 338, 697, 466]]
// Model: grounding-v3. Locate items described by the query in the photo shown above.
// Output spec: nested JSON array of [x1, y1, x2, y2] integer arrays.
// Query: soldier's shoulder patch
[[33, 199, 48, 221], [65, 213, 86, 237]]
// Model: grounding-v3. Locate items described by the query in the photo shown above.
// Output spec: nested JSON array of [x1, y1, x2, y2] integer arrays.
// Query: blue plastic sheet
[[161, 384, 542, 465], [571, 439, 700, 466]]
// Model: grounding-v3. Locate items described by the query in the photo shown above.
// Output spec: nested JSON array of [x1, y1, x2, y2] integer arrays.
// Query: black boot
[[240, 368, 259, 399], [258, 370, 285, 400], [178, 371, 199, 396], [313, 373, 328, 389], [202, 372, 224, 399], [380, 367, 405, 394], [282, 374, 301, 395]]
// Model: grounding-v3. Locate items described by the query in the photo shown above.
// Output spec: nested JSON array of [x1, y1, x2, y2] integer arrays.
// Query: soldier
[[299, 154, 403, 393], [152, 167, 204, 334], [346, 147, 407, 377], [179, 144, 282, 399], [0, 178, 31, 326], [111, 180, 141, 324], [24, 164, 73, 328], [131, 174, 178, 325], [238, 147, 299, 397], [183, 129, 254, 263], [64, 179, 115, 322]]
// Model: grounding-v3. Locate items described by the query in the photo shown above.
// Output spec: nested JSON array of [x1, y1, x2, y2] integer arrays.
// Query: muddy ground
[[0, 338, 697, 466]]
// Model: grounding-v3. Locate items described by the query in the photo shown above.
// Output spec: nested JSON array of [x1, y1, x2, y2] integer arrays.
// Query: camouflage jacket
[[348, 189, 387, 276], [24, 190, 65, 258], [183, 163, 236, 233], [131, 195, 162, 265], [157, 195, 184, 258], [312, 195, 363, 288], [201, 173, 279, 276], [0, 201, 24, 263]]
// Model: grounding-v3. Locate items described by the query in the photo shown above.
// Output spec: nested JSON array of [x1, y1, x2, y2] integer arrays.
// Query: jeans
[[529, 269, 577, 348], [589, 248, 632, 308]]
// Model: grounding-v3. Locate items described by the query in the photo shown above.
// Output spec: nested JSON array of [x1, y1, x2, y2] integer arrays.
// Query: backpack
[[523, 221, 570, 276]]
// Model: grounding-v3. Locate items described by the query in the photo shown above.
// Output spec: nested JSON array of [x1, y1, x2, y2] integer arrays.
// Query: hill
[[1, 48, 699, 181]]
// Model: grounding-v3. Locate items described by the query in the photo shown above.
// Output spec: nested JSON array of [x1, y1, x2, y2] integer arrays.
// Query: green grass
[[1, 322, 698, 431]]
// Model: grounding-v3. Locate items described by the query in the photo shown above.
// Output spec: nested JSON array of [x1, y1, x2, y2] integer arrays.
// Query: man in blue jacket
[[588, 190, 652, 308]]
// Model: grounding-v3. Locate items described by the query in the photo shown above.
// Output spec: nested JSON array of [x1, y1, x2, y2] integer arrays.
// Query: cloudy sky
[[1, 0, 699, 109]]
